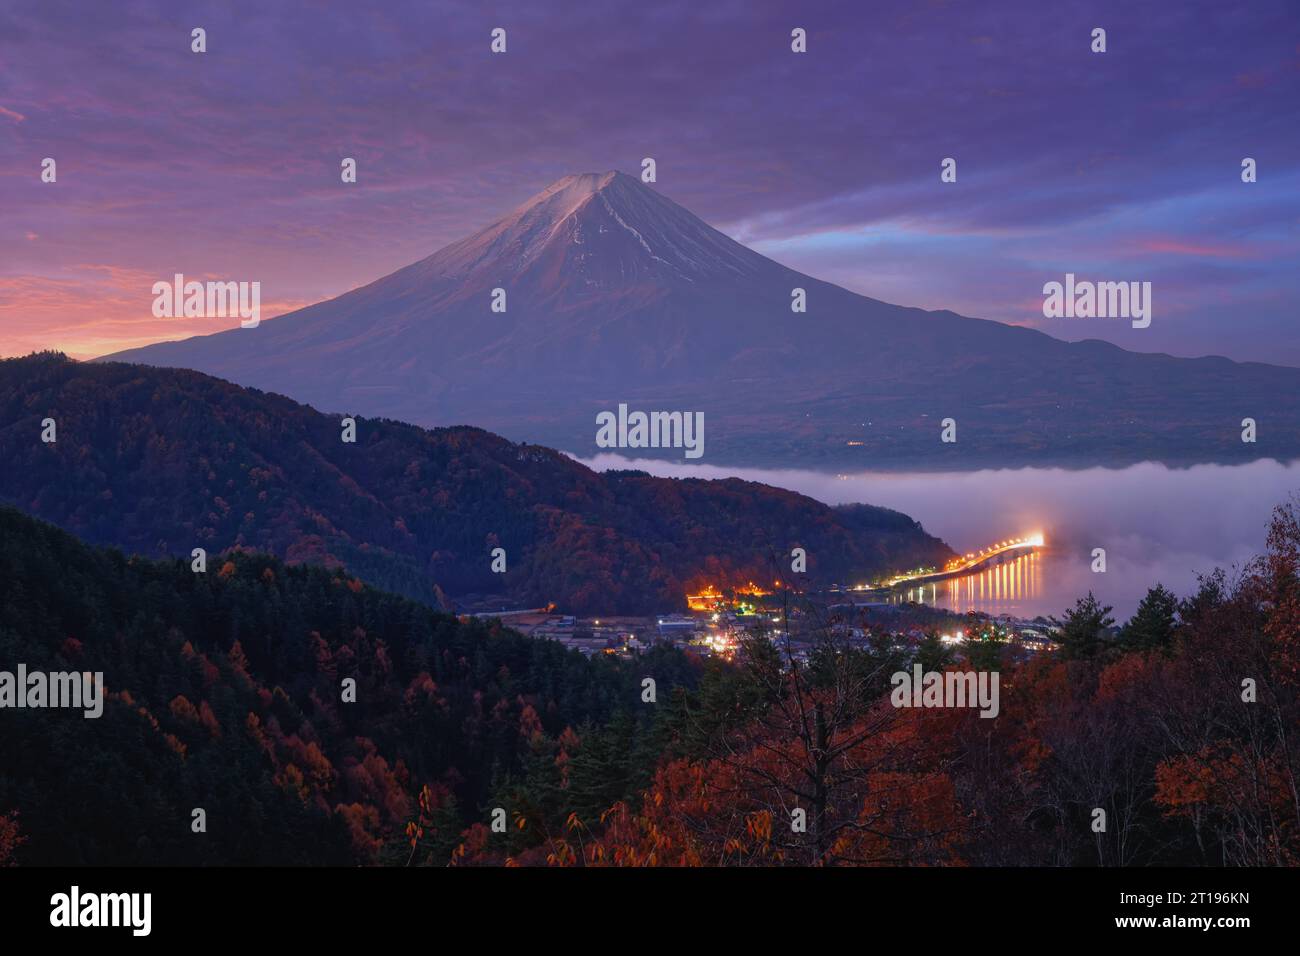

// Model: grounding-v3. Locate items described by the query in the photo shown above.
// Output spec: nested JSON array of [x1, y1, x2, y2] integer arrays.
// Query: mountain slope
[[103, 171, 1300, 469], [0, 504, 696, 864], [0, 353, 951, 613]]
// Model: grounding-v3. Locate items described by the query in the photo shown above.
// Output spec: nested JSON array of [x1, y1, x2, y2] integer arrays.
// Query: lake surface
[[570, 454, 1300, 621]]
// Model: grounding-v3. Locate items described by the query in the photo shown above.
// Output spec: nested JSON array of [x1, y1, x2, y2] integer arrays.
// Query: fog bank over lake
[[571, 454, 1300, 620]]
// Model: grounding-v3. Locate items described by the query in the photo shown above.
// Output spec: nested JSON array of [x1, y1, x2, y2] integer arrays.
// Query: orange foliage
[[169, 694, 200, 724], [567, 701, 966, 867], [334, 802, 383, 859]]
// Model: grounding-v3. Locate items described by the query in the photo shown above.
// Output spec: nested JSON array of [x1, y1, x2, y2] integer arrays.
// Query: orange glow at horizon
[[0, 268, 314, 361]]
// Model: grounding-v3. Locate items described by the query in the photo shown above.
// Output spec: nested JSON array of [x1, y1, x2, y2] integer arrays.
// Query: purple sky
[[2, 0, 1297, 362]]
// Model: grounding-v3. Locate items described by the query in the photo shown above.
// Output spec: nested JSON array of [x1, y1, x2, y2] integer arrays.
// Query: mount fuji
[[103, 171, 1300, 469]]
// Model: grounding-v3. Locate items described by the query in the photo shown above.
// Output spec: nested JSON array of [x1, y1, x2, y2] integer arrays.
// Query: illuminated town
[[472, 532, 1056, 662]]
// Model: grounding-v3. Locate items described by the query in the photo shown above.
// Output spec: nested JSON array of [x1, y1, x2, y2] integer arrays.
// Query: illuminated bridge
[[881, 533, 1045, 589]]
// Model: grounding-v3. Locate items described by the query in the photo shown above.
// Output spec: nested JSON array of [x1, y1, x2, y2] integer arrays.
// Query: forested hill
[[0, 353, 952, 614], [0, 506, 694, 864]]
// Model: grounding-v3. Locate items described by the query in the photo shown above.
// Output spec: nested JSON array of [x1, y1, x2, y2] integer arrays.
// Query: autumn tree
[[659, 594, 967, 865], [1151, 500, 1300, 865]]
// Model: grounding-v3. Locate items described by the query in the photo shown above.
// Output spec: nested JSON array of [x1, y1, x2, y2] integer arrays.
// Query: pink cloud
[[1132, 237, 1255, 259]]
